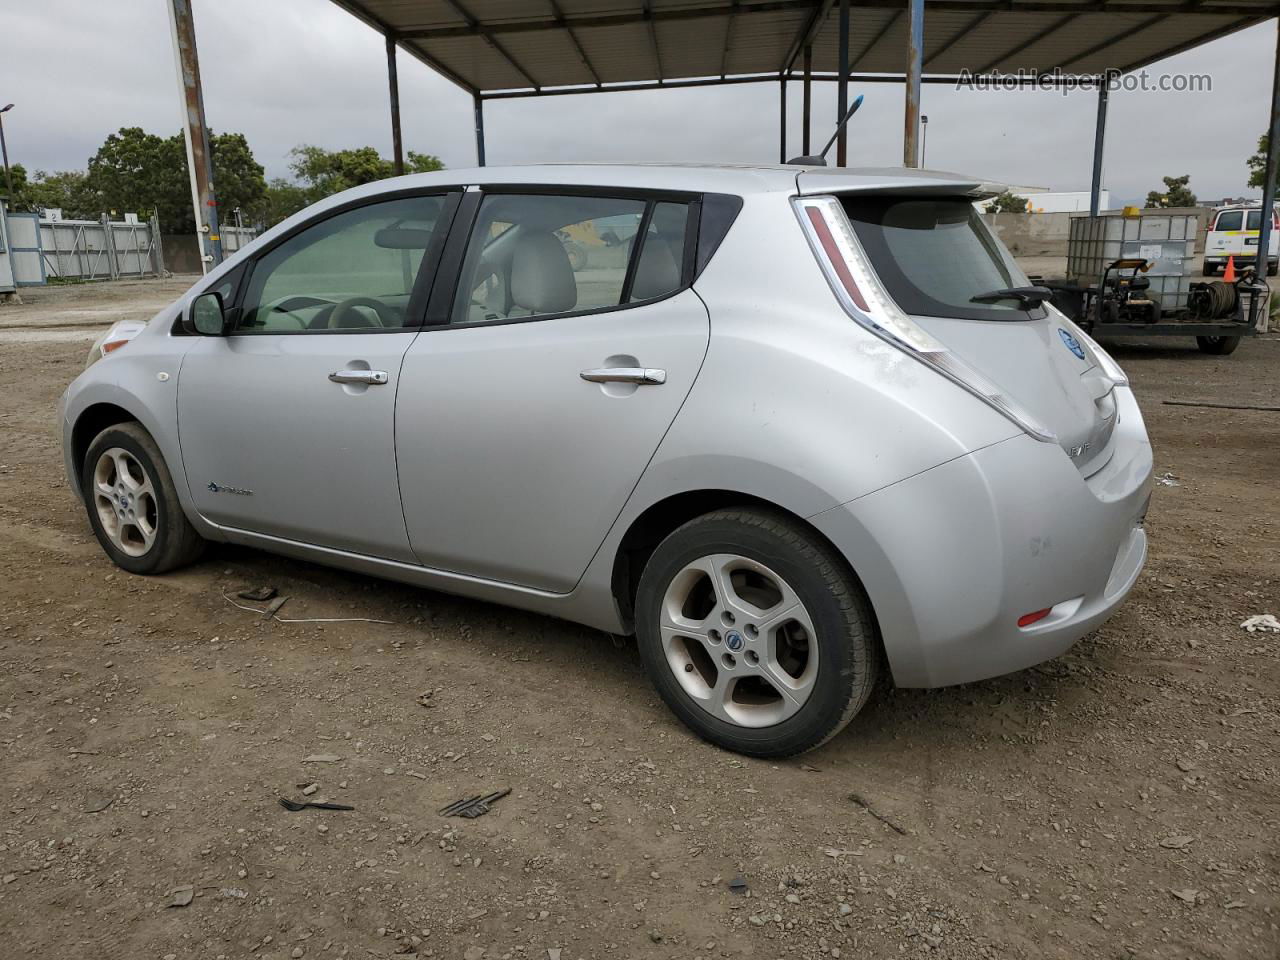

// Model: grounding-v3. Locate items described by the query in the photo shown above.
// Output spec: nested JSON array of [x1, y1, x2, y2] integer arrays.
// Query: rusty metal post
[[802, 45, 812, 155], [166, 0, 222, 272], [386, 34, 405, 176], [474, 94, 487, 167], [904, 0, 923, 167], [837, 0, 849, 166], [1255, 19, 1280, 278]]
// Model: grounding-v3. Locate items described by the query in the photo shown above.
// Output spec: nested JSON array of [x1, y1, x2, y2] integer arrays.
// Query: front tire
[[81, 422, 205, 575], [635, 508, 878, 757]]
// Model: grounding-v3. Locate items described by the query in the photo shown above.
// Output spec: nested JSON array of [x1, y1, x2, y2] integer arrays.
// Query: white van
[[1204, 205, 1278, 276]]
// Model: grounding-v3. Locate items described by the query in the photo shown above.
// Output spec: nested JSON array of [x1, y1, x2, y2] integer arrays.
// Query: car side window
[[1214, 210, 1242, 231], [238, 195, 447, 333], [451, 193, 690, 325]]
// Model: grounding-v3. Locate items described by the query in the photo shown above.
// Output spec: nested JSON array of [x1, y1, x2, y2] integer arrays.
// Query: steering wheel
[[327, 296, 396, 330]]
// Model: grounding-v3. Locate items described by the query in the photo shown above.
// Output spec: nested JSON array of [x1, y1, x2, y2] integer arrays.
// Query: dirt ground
[[0, 278, 1277, 960]]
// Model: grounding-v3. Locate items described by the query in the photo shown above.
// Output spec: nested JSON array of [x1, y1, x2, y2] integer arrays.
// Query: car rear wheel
[[635, 508, 878, 757], [1196, 335, 1241, 355], [81, 422, 205, 575]]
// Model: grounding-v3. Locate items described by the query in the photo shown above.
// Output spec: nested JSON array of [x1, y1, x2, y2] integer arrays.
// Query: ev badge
[[1058, 327, 1086, 360], [725, 630, 745, 652]]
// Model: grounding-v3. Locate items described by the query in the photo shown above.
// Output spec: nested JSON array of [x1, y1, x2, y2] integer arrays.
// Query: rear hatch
[[823, 188, 1116, 474]]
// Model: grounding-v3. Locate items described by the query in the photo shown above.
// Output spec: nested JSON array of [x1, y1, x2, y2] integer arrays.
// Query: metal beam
[[548, 0, 602, 86], [385, 33, 404, 176], [442, 0, 541, 89], [974, 12, 1076, 73], [782, 0, 836, 75], [1089, 81, 1108, 216], [849, 10, 901, 71], [904, 0, 923, 167], [1114, 14, 1264, 74], [643, 0, 665, 81], [1055, 14, 1164, 70], [326, 0, 475, 93], [1256, 17, 1280, 277], [721, 0, 741, 79], [474, 93, 486, 166], [166, 0, 221, 272], [780, 76, 788, 162], [802, 44, 813, 154], [923, 10, 991, 70], [477, 71, 1103, 99], [838, 0, 849, 166], [841, 0, 1276, 11]]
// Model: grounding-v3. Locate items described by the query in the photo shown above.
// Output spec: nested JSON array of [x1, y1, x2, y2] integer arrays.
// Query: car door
[[396, 189, 710, 592], [177, 190, 458, 562]]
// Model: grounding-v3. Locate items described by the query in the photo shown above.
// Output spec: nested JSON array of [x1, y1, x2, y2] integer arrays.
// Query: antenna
[[786, 94, 864, 166]]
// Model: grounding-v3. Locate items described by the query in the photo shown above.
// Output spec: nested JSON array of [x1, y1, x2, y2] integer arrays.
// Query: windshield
[[841, 196, 1036, 321]]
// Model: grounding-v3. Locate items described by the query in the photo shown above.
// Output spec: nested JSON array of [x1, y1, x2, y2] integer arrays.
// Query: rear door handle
[[329, 369, 389, 385], [579, 367, 666, 385]]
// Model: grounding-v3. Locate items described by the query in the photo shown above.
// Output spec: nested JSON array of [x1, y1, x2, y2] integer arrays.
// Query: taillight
[[793, 195, 1056, 443]]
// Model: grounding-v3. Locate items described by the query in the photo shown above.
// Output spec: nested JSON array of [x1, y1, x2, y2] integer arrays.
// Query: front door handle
[[579, 367, 666, 385], [329, 369, 389, 385]]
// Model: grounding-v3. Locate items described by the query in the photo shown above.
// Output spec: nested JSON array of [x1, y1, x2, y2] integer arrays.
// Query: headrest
[[510, 231, 577, 315], [630, 235, 680, 301]]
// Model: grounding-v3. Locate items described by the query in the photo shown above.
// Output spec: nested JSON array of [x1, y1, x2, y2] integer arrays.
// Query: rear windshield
[[841, 196, 1036, 321]]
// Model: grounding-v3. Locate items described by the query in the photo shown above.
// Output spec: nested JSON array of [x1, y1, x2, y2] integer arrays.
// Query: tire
[[81, 422, 205, 575], [634, 508, 879, 757], [1268, 262, 1278, 277], [1201, 262, 1217, 277], [1196, 335, 1241, 356]]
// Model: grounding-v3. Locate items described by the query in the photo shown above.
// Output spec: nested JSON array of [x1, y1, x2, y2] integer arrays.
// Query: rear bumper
[[1204, 255, 1276, 266], [811, 386, 1152, 688]]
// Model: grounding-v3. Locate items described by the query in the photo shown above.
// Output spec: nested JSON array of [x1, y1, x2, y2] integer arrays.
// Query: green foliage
[[4, 164, 96, 218], [1247, 134, 1274, 190], [1144, 174, 1195, 209], [984, 191, 1028, 214], [406, 151, 444, 174]]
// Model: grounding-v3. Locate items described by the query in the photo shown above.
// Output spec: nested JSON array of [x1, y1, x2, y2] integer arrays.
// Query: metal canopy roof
[[331, 0, 1276, 95]]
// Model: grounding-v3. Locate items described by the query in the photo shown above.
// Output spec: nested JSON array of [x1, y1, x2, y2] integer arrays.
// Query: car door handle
[[579, 367, 666, 385], [329, 369, 389, 385]]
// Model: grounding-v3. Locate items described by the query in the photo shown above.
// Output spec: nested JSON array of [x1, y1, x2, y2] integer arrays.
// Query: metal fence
[[38, 215, 165, 282]]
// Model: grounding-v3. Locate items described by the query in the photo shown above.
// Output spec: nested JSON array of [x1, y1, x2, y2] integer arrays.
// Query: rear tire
[[1196, 335, 1241, 355], [634, 508, 878, 757], [1201, 261, 1217, 277], [81, 422, 205, 575]]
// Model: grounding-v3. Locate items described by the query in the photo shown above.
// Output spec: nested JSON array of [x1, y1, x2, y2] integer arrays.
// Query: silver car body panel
[[59, 163, 1152, 690]]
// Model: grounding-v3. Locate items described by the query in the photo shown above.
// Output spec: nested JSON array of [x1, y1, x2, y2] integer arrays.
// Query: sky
[[2, 1, 1274, 208]]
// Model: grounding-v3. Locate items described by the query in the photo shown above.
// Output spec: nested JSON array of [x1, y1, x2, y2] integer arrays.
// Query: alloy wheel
[[659, 553, 818, 727], [92, 447, 159, 558]]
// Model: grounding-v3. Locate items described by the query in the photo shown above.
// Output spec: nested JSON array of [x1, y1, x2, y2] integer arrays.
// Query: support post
[[837, 0, 849, 166], [166, 0, 221, 273], [802, 46, 812, 155], [386, 33, 404, 176], [1255, 19, 1280, 278], [473, 94, 487, 167], [779, 76, 788, 163], [904, 0, 923, 167], [1089, 78, 1110, 217]]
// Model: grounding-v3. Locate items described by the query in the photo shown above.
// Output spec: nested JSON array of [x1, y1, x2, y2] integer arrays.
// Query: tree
[[406, 151, 444, 174], [1144, 174, 1195, 209], [1247, 133, 1275, 190], [6, 164, 95, 218], [83, 126, 267, 232], [985, 191, 1028, 213]]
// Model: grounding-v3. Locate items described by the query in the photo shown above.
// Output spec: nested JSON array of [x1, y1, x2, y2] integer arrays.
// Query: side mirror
[[188, 291, 229, 336]]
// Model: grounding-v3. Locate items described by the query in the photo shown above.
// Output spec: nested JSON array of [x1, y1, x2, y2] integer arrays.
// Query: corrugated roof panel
[[337, 0, 1277, 93]]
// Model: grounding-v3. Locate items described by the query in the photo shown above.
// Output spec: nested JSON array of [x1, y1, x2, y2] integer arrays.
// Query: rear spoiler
[[795, 167, 1005, 200]]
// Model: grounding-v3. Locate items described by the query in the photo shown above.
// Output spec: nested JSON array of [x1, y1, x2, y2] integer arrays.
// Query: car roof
[[320, 162, 997, 201]]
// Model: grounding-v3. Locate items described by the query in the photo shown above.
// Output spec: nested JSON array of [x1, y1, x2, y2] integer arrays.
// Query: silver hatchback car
[[60, 164, 1152, 756]]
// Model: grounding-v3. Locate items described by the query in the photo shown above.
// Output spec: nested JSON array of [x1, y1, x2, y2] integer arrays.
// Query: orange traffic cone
[[1223, 255, 1237, 282]]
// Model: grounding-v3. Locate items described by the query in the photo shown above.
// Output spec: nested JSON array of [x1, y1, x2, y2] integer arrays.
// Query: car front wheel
[[635, 508, 878, 757], [81, 422, 205, 575]]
